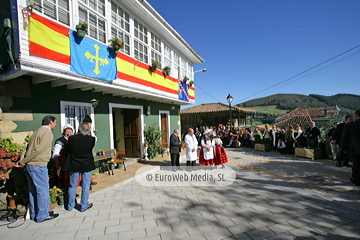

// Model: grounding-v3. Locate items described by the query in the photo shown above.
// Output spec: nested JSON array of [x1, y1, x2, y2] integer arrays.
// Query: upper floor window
[[134, 19, 148, 44], [134, 40, 148, 64], [111, 27, 130, 55], [79, 0, 105, 16], [79, 5, 106, 43], [27, 0, 70, 26], [151, 33, 161, 53], [111, 3, 130, 33], [163, 44, 172, 74]]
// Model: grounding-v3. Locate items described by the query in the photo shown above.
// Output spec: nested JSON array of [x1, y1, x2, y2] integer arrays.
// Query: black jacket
[[341, 119, 360, 155], [332, 122, 345, 145], [65, 134, 96, 173], [170, 133, 181, 154], [306, 126, 320, 139]]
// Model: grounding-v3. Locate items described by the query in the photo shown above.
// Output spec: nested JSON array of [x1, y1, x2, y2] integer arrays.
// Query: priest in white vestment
[[184, 128, 198, 168]]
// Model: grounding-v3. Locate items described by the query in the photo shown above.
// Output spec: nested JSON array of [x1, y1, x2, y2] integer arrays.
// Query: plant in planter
[[118, 149, 126, 160], [76, 20, 88, 38], [143, 124, 165, 159], [162, 66, 171, 76], [151, 60, 161, 72], [49, 186, 60, 204], [108, 37, 124, 55], [183, 76, 189, 84], [188, 80, 194, 86]]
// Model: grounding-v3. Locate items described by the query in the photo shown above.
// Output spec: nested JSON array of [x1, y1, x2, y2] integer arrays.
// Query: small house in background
[[274, 106, 341, 128], [180, 103, 256, 132]]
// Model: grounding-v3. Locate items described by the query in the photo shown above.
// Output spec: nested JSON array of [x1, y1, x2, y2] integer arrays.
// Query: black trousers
[[337, 149, 350, 166], [352, 155, 360, 183], [171, 153, 180, 166]]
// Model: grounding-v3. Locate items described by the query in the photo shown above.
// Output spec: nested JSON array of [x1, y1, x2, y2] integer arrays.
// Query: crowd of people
[[186, 122, 321, 155]]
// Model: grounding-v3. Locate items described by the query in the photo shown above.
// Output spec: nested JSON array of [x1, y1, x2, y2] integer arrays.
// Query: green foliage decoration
[[144, 124, 165, 159]]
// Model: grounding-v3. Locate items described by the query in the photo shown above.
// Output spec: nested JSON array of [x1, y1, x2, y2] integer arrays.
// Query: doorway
[[109, 104, 144, 159], [159, 111, 170, 150]]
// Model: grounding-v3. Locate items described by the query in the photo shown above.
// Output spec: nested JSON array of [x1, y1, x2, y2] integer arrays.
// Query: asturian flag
[[179, 81, 189, 101], [70, 30, 117, 81]]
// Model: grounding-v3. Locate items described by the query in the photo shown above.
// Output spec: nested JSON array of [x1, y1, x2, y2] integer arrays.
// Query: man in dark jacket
[[66, 123, 96, 212], [341, 110, 360, 186], [170, 129, 181, 167], [306, 121, 320, 148], [332, 115, 353, 166]]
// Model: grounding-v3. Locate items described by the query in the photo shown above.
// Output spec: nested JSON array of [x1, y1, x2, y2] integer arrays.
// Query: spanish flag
[[29, 12, 70, 65]]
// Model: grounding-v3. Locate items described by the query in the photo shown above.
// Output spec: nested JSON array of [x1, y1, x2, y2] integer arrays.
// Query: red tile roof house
[[274, 107, 342, 129], [180, 103, 256, 132]]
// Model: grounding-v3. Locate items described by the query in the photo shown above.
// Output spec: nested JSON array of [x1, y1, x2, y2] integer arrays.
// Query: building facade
[[0, 0, 204, 158]]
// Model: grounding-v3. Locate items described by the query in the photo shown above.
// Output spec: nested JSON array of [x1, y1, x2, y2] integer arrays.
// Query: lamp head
[[89, 99, 99, 108], [226, 94, 233, 104]]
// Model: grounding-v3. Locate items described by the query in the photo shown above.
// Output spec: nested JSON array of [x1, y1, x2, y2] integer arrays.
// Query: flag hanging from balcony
[[70, 30, 117, 81], [178, 81, 189, 101], [29, 12, 70, 65]]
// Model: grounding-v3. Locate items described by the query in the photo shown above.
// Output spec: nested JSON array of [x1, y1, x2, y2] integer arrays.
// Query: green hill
[[238, 93, 360, 126]]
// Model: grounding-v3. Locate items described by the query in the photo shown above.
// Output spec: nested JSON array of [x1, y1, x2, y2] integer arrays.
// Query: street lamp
[[226, 94, 233, 128], [193, 68, 207, 74]]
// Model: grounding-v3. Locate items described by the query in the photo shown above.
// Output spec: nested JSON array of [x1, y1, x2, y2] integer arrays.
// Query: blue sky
[[148, 0, 360, 107]]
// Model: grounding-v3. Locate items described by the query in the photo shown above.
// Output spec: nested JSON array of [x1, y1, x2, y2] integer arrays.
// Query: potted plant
[[76, 20, 88, 38], [49, 186, 59, 210], [183, 76, 189, 84], [57, 188, 64, 206], [189, 80, 194, 86], [162, 66, 171, 76], [151, 60, 161, 72], [143, 124, 165, 159], [108, 37, 124, 55]]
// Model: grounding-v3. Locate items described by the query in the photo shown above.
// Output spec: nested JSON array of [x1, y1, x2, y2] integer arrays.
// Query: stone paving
[[1, 148, 360, 240]]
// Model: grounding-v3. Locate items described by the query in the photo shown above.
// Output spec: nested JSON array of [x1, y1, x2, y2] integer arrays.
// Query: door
[[160, 113, 168, 148], [123, 109, 140, 158]]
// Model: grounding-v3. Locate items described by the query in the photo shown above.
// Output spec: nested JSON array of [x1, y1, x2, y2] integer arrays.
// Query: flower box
[[294, 148, 322, 160], [254, 143, 272, 152]]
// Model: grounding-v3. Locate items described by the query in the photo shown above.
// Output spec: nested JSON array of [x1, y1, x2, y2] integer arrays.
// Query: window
[[111, 3, 130, 33], [133, 19, 148, 63], [163, 44, 172, 75], [111, 27, 130, 55], [111, 3, 130, 55], [27, 0, 70, 26], [134, 40, 148, 63], [134, 19, 148, 44], [60, 101, 93, 132], [151, 33, 161, 53], [79, 4, 106, 43]]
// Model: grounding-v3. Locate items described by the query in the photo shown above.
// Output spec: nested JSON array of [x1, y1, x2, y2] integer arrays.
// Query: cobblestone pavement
[[1, 148, 360, 240]]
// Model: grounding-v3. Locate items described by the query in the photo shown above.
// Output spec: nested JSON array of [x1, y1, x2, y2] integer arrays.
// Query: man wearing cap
[[83, 115, 97, 143]]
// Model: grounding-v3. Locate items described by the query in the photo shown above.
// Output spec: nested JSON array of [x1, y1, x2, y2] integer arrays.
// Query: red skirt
[[199, 147, 214, 166], [52, 154, 81, 189], [214, 146, 228, 166]]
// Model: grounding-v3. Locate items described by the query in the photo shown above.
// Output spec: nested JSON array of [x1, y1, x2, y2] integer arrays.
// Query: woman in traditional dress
[[213, 137, 228, 168], [52, 125, 74, 189], [199, 129, 215, 166]]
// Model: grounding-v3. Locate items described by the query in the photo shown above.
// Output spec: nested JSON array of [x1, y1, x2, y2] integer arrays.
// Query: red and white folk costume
[[199, 130, 215, 166], [213, 138, 228, 166]]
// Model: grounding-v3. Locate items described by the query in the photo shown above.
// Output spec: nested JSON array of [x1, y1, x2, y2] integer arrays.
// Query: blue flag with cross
[[70, 30, 117, 81]]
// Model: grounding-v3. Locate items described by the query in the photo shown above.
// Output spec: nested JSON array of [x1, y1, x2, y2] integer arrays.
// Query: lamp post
[[226, 94, 233, 129]]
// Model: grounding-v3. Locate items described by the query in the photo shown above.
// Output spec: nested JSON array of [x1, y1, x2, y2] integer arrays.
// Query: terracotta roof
[[180, 103, 256, 114], [275, 115, 313, 129], [275, 107, 340, 121]]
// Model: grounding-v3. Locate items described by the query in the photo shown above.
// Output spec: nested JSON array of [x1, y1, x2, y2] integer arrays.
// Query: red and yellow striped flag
[[29, 12, 70, 65]]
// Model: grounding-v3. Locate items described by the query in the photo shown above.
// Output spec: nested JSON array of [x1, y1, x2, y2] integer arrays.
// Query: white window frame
[[27, 0, 71, 26], [60, 101, 95, 134], [78, 2, 107, 43]]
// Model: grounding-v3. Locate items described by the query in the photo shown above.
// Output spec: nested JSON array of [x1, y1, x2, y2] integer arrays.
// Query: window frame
[[26, 0, 70, 26], [60, 101, 95, 134]]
